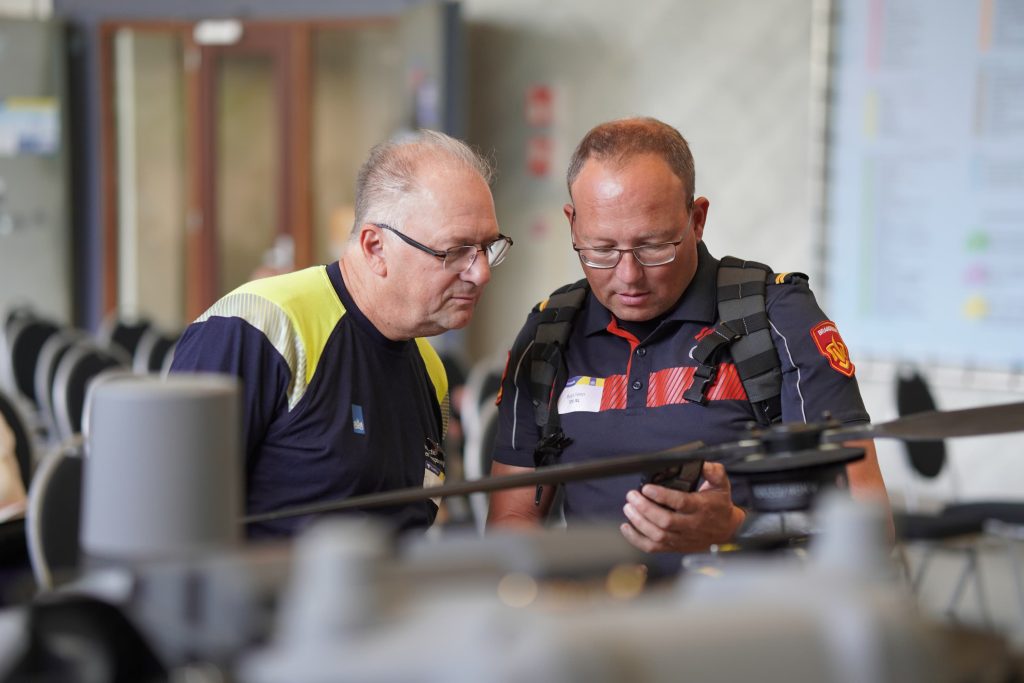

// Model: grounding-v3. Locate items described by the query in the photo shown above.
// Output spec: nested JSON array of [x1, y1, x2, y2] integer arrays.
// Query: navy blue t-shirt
[[493, 242, 869, 524], [170, 262, 448, 537]]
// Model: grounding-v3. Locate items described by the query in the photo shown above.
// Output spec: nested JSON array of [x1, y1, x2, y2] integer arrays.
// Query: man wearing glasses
[[171, 130, 511, 538], [488, 118, 888, 563]]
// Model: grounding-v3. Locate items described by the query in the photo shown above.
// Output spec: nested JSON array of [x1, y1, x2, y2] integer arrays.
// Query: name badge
[[557, 376, 604, 414]]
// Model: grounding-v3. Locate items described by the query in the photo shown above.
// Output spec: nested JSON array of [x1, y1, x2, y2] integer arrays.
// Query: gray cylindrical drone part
[[81, 373, 242, 560]]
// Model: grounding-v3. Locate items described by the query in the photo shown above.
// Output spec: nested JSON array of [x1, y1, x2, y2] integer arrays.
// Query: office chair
[[97, 315, 152, 360], [51, 343, 130, 443], [460, 353, 506, 458], [132, 328, 180, 375], [462, 397, 500, 533], [34, 330, 87, 443], [895, 369, 1024, 628], [4, 317, 61, 410], [25, 444, 83, 591], [0, 306, 35, 391]]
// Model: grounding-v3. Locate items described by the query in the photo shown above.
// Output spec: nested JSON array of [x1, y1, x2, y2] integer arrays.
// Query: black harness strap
[[683, 256, 784, 425], [522, 260, 806, 480], [522, 280, 588, 505], [526, 280, 588, 450]]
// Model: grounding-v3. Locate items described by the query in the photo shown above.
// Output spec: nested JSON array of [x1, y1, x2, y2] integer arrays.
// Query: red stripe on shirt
[[600, 374, 628, 410], [597, 363, 747, 411], [646, 365, 695, 408], [706, 362, 747, 401], [644, 363, 747, 409]]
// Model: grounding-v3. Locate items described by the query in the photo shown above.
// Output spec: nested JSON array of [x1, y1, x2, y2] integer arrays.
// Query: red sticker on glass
[[811, 321, 855, 377]]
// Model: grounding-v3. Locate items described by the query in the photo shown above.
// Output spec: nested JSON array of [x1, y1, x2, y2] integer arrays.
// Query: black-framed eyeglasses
[[569, 209, 685, 269], [375, 223, 513, 273]]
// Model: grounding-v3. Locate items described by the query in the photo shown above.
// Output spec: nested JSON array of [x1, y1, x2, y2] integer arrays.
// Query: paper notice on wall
[[0, 97, 60, 156], [826, 0, 1024, 369]]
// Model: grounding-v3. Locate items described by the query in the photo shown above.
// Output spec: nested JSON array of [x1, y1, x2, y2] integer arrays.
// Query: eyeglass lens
[[445, 237, 512, 272], [579, 243, 676, 268]]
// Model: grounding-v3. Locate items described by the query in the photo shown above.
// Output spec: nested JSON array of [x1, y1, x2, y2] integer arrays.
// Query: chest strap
[[528, 280, 588, 445], [525, 280, 588, 504], [682, 256, 783, 425]]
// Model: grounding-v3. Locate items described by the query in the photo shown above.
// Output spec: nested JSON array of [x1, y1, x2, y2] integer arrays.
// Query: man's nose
[[462, 250, 491, 286], [614, 251, 644, 283]]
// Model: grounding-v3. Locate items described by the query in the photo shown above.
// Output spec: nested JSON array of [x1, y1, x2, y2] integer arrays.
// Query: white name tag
[[557, 376, 605, 414]]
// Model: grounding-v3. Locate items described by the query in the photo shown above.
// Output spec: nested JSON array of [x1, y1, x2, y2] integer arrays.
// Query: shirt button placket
[[629, 345, 648, 409]]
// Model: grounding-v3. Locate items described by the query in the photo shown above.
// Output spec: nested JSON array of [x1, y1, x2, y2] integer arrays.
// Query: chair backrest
[[5, 318, 61, 408], [160, 342, 178, 376], [26, 445, 83, 591], [0, 307, 43, 396], [896, 369, 946, 479], [3, 306, 36, 332], [132, 328, 180, 375], [463, 396, 500, 533], [52, 343, 129, 443], [0, 388, 32, 490], [461, 353, 506, 453], [35, 330, 87, 441], [98, 316, 153, 360]]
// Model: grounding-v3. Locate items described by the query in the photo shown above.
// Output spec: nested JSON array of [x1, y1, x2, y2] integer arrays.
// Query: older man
[[171, 130, 511, 537], [488, 117, 888, 558]]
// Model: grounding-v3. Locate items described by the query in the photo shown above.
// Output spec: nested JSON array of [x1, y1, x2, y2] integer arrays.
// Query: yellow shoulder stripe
[[415, 337, 450, 438], [199, 266, 345, 410]]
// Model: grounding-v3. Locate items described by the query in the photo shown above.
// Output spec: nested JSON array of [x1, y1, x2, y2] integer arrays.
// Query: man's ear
[[359, 224, 388, 276], [690, 196, 710, 242], [563, 203, 574, 224]]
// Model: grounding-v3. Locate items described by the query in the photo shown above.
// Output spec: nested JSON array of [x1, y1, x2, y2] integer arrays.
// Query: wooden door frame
[[194, 25, 311, 318], [98, 20, 318, 321]]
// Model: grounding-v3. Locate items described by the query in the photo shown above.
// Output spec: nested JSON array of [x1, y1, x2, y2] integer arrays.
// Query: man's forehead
[[404, 171, 497, 238], [578, 152, 678, 182], [589, 172, 626, 202]]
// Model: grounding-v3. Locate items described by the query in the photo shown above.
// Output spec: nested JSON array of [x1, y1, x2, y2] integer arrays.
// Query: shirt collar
[[580, 241, 720, 336], [328, 260, 410, 350]]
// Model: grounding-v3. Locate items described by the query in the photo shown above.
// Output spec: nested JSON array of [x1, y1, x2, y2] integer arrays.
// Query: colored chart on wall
[[826, 0, 1024, 369]]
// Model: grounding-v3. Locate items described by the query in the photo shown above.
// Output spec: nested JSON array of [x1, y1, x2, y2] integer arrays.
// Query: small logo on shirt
[[811, 320, 855, 377], [352, 405, 366, 434]]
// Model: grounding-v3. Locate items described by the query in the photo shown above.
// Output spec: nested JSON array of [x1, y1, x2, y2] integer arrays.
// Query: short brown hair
[[566, 117, 695, 207]]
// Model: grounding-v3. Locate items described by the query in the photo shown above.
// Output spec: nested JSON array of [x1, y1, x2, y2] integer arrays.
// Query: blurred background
[[0, 0, 1022, 509]]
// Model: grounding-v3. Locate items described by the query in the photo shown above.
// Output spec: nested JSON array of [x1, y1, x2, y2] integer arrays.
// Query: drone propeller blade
[[244, 441, 709, 525], [824, 401, 1024, 443]]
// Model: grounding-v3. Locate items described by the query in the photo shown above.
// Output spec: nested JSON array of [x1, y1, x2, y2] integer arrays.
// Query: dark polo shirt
[[493, 242, 869, 524]]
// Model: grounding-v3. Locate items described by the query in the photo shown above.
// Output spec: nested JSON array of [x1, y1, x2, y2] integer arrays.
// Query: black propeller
[[243, 400, 1024, 525], [822, 401, 1024, 443], [244, 441, 710, 524]]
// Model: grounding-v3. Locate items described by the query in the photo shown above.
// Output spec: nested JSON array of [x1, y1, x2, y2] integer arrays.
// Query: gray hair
[[566, 117, 695, 207], [352, 130, 494, 239]]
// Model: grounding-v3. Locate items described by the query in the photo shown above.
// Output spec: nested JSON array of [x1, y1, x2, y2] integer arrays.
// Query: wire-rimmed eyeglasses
[[375, 223, 513, 273], [568, 208, 685, 269], [572, 238, 686, 269]]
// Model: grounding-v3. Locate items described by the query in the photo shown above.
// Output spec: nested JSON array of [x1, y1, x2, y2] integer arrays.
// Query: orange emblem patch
[[811, 321, 855, 377]]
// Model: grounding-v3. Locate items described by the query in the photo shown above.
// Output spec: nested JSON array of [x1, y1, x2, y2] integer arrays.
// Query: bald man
[[172, 130, 512, 537], [488, 118, 888, 565]]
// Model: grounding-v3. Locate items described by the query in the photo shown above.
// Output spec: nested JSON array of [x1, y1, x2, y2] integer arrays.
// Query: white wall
[[461, 0, 1024, 503], [464, 0, 819, 359], [0, 0, 50, 18]]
